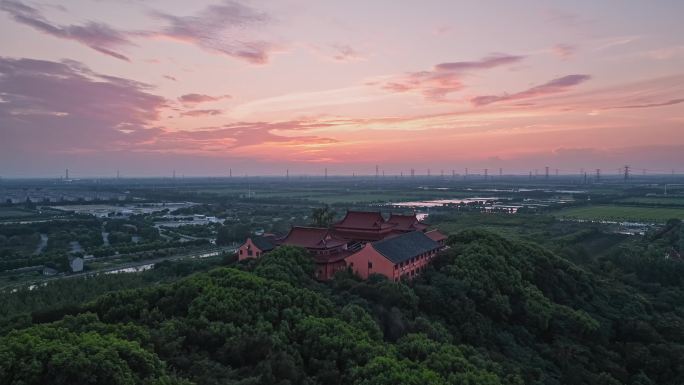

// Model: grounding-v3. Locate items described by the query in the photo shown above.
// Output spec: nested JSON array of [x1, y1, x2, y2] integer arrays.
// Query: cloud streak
[[608, 98, 684, 110], [1, 0, 279, 64], [471, 74, 591, 106], [149, 0, 276, 64], [0, 0, 133, 61], [178, 93, 232, 105], [380, 54, 525, 101], [180, 109, 223, 117]]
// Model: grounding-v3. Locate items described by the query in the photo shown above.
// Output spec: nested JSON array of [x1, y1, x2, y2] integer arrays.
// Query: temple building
[[345, 231, 441, 281], [332, 211, 396, 242], [237, 210, 447, 281], [279, 226, 350, 280], [237, 236, 276, 261]]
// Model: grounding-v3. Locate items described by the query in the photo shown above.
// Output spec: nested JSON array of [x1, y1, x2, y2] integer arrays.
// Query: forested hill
[[1, 228, 683, 385]]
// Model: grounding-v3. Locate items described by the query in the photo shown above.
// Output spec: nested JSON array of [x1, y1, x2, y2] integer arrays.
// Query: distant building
[[345, 231, 441, 281], [68, 256, 84, 273], [42, 266, 58, 276]]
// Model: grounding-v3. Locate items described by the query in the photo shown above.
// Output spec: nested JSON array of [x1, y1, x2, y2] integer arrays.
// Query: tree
[[311, 206, 335, 227]]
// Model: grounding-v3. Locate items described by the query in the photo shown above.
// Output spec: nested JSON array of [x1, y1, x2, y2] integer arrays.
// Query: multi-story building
[[237, 211, 447, 281]]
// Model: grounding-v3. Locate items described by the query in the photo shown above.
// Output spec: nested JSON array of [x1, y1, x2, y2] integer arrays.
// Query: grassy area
[[192, 186, 491, 204], [0, 207, 37, 219], [554, 204, 684, 223], [616, 197, 684, 206]]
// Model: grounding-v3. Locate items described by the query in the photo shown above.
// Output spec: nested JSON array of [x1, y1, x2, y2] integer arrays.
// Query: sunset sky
[[1, 0, 683, 177]]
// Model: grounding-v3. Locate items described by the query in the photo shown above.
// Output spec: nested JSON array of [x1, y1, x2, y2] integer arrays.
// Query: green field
[[554, 204, 684, 223], [194, 186, 486, 204], [0, 207, 37, 219], [616, 197, 684, 206]]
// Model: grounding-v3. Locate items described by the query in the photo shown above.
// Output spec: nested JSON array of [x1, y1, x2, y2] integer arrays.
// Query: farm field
[[554, 204, 684, 223]]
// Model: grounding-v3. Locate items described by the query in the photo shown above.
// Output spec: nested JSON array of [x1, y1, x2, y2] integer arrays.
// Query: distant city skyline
[[1, 0, 683, 177]]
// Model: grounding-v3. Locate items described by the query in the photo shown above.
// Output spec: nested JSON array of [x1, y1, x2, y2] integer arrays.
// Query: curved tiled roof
[[334, 210, 392, 229], [371, 231, 440, 264], [425, 229, 447, 242], [386, 213, 428, 231], [251, 236, 276, 251], [280, 226, 346, 249]]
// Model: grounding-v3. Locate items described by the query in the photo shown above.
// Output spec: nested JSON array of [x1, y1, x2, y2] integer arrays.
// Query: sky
[[0, 0, 683, 177]]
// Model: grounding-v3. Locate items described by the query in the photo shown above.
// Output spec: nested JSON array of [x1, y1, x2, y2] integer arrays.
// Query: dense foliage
[[1, 224, 683, 384]]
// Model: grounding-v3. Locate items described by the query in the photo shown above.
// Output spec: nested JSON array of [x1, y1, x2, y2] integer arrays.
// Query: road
[[1, 245, 236, 292]]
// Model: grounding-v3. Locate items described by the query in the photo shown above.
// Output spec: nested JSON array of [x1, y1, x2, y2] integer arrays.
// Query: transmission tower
[[623, 165, 630, 181]]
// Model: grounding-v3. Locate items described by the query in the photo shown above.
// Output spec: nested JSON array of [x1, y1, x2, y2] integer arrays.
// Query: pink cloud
[[180, 109, 223, 117], [331, 44, 363, 62], [552, 43, 577, 59], [434, 54, 525, 71], [471, 74, 591, 106], [0, 57, 337, 160], [0, 0, 132, 61], [149, 0, 275, 64], [381, 54, 525, 101], [608, 98, 684, 109], [0, 57, 165, 156], [178, 93, 232, 105]]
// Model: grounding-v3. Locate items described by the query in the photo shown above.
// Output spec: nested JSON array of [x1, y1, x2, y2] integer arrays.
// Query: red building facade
[[344, 231, 441, 281], [237, 236, 275, 261]]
